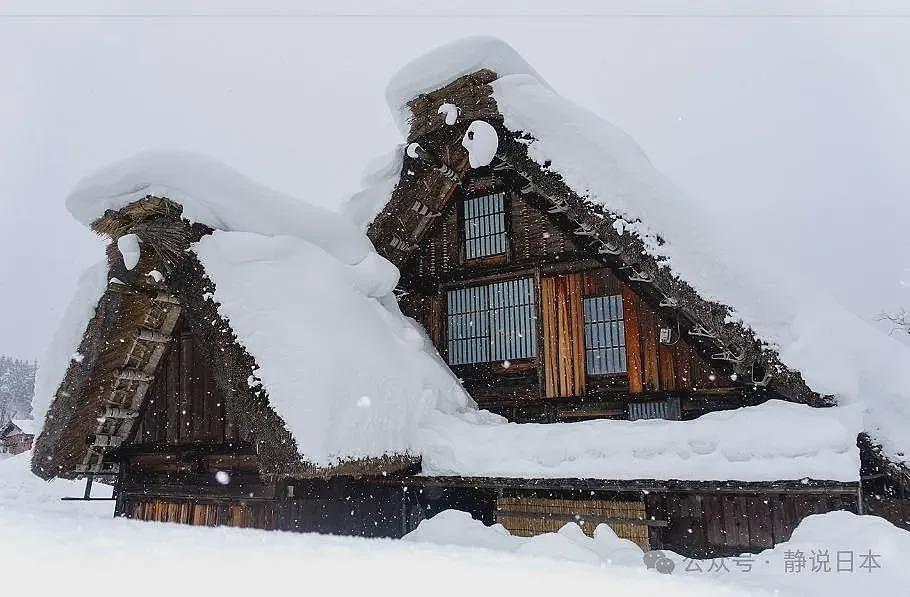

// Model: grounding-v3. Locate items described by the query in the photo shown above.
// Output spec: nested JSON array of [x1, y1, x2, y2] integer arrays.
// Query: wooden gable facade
[[375, 73, 806, 427], [395, 165, 756, 425]]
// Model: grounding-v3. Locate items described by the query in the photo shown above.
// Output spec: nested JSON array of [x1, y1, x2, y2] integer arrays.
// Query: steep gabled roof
[[32, 154, 469, 480], [354, 37, 910, 470], [1, 419, 36, 437]]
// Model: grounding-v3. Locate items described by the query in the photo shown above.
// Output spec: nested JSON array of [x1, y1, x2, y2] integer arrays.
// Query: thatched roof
[[32, 197, 418, 481], [367, 68, 821, 408]]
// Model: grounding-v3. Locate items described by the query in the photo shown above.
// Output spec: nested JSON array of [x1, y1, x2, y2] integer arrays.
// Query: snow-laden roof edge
[[66, 151, 373, 265], [385, 36, 551, 136], [419, 400, 863, 482]]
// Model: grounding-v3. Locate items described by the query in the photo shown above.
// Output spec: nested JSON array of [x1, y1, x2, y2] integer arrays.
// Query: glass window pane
[[582, 294, 627, 375], [462, 193, 507, 259]]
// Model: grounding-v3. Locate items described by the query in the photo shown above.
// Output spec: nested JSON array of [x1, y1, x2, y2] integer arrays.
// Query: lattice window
[[447, 277, 536, 365], [463, 192, 507, 260], [583, 295, 627, 374]]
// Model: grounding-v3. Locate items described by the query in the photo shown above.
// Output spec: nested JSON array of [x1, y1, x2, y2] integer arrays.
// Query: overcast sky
[[2, 1, 909, 360]]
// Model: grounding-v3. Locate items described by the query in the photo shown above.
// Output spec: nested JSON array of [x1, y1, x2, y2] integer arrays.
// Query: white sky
[[2, 1, 909, 360]]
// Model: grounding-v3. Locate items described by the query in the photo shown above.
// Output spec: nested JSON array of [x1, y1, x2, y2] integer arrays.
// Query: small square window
[[463, 192, 507, 259]]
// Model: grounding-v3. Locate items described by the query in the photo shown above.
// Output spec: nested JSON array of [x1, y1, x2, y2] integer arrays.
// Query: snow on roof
[[194, 230, 472, 466], [198, 226, 861, 479], [9, 419, 37, 435], [32, 260, 108, 432], [385, 36, 550, 135], [419, 400, 862, 482], [361, 36, 910, 467], [66, 151, 372, 265], [488, 65, 910, 465]]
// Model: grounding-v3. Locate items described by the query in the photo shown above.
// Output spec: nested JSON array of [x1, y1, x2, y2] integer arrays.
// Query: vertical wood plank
[[567, 274, 586, 397], [746, 496, 774, 549], [542, 274, 586, 398], [702, 495, 725, 546], [721, 495, 739, 547], [658, 341, 677, 391], [180, 332, 193, 444], [541, 277, 559, 398], [622, 288, 644, 394], [638, 302, 660, 391], [166, 335, 180, 444], [674, 341, 693, 390]]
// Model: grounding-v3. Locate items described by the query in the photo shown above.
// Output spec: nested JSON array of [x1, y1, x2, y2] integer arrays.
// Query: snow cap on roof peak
[[385, 36, 550, 136], [66, 150, 373, 265]]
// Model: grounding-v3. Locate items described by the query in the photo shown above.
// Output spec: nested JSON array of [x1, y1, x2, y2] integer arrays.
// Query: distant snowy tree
[[0, 356, 36, 424]]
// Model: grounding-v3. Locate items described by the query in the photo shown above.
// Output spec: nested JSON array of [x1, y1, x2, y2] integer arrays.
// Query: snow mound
[[195, 230, 473, 466], [404, 509, 644, 567], [417, 400, 862, 482], [671, 511, 910, 595], [385, 36, 550, 135], [0, 454, 747, 597], [0, 452, 113, 517], [67, 151, 372, 265]]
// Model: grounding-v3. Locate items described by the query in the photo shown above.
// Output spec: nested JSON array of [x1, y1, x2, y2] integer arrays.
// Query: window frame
[[458, 188, 511, 266], [442, 274, 539, 369], [582, 293, 628, 378]]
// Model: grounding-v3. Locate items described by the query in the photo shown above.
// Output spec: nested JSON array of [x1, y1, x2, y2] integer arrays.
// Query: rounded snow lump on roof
[[66, 150, 373, 265], [385, 36, 551, 135]]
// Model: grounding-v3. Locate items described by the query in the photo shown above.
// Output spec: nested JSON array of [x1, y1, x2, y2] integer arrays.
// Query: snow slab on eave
[[66, 151, 372, 265], [194, 229, 474, 467], [418, 400, 862, 482]]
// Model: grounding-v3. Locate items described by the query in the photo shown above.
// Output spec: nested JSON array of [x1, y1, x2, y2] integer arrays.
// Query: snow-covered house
[[1, 419, 36, 455], [31, 38, 909, 556]]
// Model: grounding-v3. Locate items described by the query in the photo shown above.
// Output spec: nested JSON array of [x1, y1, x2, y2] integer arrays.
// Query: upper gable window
[[583, 294, 627, 375], [463, 192, 507, 260]]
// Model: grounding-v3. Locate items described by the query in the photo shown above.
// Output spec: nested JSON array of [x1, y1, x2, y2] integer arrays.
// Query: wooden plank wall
[[414, 190, 577, 278], [124, 497, 275, 530], [132, 317, 241, 446], [655, 492, 858, 556], [618, 281, 722, 395], [541, 274, 585, 398]]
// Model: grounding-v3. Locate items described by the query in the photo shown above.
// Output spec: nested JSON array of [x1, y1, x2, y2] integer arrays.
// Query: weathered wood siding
[[541, 274, 585, 398], [413, 188, 579, 278], [651, 491, 859, 557], [124, 497, 276, 529], [131, 316, 247, 446], [394, 173, 739, 417]]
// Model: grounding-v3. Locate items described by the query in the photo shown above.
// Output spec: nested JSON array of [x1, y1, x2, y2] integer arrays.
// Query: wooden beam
[[622, 288, 644, 394]]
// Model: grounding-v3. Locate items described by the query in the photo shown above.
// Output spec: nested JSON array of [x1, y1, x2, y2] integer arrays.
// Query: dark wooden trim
[[391, 475, 861, 495]]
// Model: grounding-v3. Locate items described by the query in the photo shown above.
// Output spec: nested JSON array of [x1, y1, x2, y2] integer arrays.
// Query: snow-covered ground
[[2, 452, 908, 596]]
